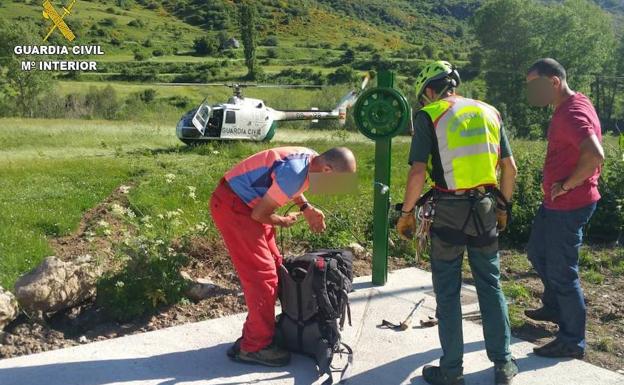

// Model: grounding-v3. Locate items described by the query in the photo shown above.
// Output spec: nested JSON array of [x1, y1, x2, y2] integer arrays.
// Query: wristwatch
[[299, 202, 311, 212]]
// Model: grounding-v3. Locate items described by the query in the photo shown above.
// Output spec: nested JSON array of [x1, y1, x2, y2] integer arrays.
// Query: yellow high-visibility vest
[[421, 96, 501, 191]]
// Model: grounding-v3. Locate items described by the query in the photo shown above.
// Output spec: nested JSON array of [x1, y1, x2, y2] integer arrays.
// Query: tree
[[472, 0, 615, 137], [341, 49, 355, 64], [239, 2, 259, 80], [0, 20, 48, 117], [423, 43, 436, 59], [328, 66, 358, 85], [193, 35, 219, 56]]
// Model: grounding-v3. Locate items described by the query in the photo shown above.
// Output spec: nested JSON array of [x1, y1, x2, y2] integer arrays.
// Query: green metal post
[[371, 71, 394, 286]]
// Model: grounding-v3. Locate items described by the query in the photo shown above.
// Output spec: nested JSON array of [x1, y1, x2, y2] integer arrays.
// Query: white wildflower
[[141, 216, 151, 223], [115, 281, 125, 288], [97, 220, 109, 228], [212, 150, 220, 155], [126, 209, 136, 219], [103, 229, 112, 236], [165, 173, 176, 184], [119, 185, 131, 194], [194, 222, 208, 232], [111, 203, 126, 216], [166, 209, 183, 219], [187, 186, 197, 200], [155, 239, 165, 245], [157, 214, 164, 220]]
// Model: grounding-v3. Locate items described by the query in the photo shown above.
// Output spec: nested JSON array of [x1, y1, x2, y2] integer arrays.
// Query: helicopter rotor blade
[[155, 82, 228, 87], [361, 73, 370, 90], [255, 84, 323, 89]]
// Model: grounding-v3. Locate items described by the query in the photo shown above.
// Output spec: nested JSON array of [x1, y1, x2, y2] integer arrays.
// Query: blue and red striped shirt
[[224, 147, 317, 207]]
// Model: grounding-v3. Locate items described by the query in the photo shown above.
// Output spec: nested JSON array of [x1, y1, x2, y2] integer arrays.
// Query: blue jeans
[[527, 203, 596, 350]]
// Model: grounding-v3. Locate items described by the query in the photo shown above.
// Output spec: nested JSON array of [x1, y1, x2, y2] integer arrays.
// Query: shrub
[[128, 19, 144, 28], [97, 209, 191, 322], [193, 36, 219, 56], [100, 17, 118, 27], [328, 65, 358, 85], [134, 51, 147, 61], [262, 35, 278, 46], [139, 88, 157, 103], [498, 139, 623, 246], [266, 48, 278, 59]]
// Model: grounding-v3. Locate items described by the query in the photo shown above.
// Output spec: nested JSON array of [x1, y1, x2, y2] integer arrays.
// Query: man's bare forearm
[[402, 163, 427, 212], [563, 137, 604, 190], [499, 157, 518, 203]]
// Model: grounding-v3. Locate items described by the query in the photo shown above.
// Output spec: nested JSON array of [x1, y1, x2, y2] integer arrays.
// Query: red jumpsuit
[[210, 180, 282, 352]]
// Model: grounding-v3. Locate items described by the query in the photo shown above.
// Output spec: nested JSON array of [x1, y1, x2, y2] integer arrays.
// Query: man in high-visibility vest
[[397, 61, 519, 385]]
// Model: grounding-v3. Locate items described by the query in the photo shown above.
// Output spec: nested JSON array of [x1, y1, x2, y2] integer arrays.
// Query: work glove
[[397, 214, 416, 240], [496, 208, 508, 232], [495, 195, 512, 232]]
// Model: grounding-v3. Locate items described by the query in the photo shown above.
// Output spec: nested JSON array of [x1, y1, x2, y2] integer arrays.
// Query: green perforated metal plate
[[353, 87, 411, 140]]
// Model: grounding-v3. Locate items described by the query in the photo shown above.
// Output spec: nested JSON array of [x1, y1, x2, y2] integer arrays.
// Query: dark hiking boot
[[226, 337, 242, 359], [524, 307, 559, 324], [235, 344, 291, 367], [533, 339, 584, 359], [495, 359, 519, 385], [422, 365, 465, 385]]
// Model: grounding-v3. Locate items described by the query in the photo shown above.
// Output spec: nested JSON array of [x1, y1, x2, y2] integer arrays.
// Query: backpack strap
[[339, 289, 352, 329], [325, 342, 354, 385], [313, 258, 340, 320]]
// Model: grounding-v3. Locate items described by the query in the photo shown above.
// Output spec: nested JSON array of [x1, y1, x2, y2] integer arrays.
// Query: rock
[[181, 272, 217, 302], [14, 256, 100, 315], [78, 336, 88, 344], [348, 242, 371, 260], [0, 286, 18, 330]]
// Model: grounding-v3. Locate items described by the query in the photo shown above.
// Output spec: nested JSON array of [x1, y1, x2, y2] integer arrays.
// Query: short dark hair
[[426, 77, 456, 96], [527, 58, 567, 81]]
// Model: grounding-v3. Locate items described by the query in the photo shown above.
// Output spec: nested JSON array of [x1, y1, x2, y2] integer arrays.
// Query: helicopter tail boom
[[272, 110, 338, 122]]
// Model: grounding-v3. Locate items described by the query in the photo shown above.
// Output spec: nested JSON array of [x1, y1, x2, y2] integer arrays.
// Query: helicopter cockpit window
[[206, 108, 223, 137], [225, 111, 236, 124], [191, 100, 211, 134]]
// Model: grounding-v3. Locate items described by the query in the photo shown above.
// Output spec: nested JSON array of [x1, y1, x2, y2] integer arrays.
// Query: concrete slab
[[0, 268, 621, 385]]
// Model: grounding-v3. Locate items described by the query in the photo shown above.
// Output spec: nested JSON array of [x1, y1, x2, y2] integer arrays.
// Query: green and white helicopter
[[170, 77, 369, 145]]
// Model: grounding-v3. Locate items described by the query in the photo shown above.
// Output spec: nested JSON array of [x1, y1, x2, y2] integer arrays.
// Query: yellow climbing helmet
[[414, 60, 461, 101]]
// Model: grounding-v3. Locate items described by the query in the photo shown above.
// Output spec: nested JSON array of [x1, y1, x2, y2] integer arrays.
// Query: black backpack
[[275, 249, 354, 384]]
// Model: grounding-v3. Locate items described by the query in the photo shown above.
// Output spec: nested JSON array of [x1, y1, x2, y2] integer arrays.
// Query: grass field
[[0, 118, 414, 288], [1, 118, 621, 289]]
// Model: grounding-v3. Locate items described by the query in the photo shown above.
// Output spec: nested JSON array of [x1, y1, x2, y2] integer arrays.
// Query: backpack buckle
[[315, 258, 326, 270]]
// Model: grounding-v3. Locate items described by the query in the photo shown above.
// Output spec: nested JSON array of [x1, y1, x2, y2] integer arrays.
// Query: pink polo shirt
[[543, 93, 602, 210]]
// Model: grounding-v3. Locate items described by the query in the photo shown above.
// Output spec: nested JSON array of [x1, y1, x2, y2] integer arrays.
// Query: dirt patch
[[48, 184, 135, 269], [463, 250, 624, 373], [1, 196, 408, 360]]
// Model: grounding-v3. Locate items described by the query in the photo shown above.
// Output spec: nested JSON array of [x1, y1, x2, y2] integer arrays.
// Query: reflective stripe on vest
[[421, 96, 501, 191]]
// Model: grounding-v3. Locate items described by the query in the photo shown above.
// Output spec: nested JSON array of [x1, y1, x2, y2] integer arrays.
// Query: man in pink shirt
[[525, 58, 605, 359], [210, 146, 356, 367]]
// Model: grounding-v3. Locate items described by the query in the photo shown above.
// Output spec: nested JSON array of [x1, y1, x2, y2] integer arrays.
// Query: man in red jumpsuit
[[210, 146, 357, 367]]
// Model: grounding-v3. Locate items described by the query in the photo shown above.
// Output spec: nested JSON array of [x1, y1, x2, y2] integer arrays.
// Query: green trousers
[[429, 196, 512, 376]]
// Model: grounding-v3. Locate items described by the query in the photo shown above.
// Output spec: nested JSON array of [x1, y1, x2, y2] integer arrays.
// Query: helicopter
[[168, 76, 369, 145]]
